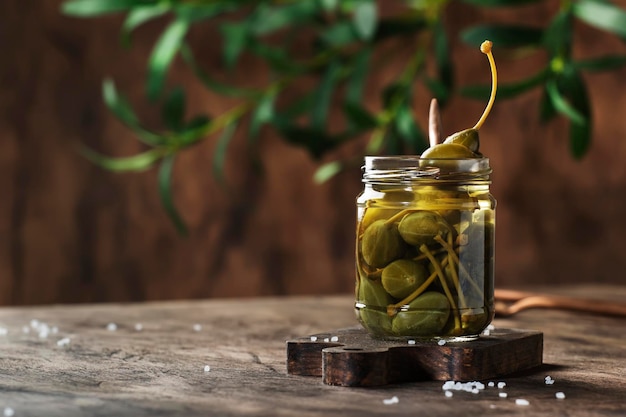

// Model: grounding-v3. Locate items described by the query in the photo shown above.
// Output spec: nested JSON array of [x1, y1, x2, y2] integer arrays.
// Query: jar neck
[[362, 156, 491, 186]]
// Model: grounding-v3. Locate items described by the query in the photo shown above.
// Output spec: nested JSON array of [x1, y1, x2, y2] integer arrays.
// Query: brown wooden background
[[2, 1, 626, 306]]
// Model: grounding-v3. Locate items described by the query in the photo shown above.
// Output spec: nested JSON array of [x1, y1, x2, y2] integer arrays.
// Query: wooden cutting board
[[287, 326, 542, 386]]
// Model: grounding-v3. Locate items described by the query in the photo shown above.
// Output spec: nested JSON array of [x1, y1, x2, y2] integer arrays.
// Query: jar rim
[[363, 155, 491, 184]]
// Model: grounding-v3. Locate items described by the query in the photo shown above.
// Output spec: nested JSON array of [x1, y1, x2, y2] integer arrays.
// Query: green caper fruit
[[443, 128, 480, 152], [357, 277, 393, 334], [398, 211, 453, 247], [382, 259, 429, 299], [419, 142, 477, 159], [361, 220, 405, 268], [391, 291, 451, 336]]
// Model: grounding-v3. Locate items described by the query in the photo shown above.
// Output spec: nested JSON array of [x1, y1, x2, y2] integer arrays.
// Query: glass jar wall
[[355, 156, 496, 341]]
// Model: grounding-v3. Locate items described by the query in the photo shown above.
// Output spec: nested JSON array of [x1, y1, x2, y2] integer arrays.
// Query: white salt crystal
[[444, 391, 453, 398], [193, 324, 202, 332], [22, 326, 30, 334], [57, 337, 70, 347], [487, 324, 495, 331], [203, 365, 211, 373], [437, 339, 446, 346], [471, 388, 480, 394], [497, 381, 506, 389], [330, 336, 339, 342], [323, 338, 330, 342], [30, 319, 40, 328], [515, 399, 530, 406], [407, 339, 416, 345], [0, 327, 7, 336], [134, 323, 143, 332], [106, 323, 117, 331], [442, 381, 455, 390], [38, 329, 49, 339], [545, 375, 555, 385], [555, 392, 566, 400], [51, 326, 58, 334], [382, 396, 399, 405], [499, 392, 508, 398], [3, 407, 14, 417], [488, 381, 495, 387], [482, 329, 491, 336], [310, 336, 317, 342]]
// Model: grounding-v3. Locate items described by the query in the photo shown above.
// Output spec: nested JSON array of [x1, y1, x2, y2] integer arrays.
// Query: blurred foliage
[[62, 0, 626, 233]]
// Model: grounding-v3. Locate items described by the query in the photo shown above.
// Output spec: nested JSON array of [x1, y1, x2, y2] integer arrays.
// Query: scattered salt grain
[[22, 326, 30, 334], [482, 329, 491, 336], [134, 323, 143, 332], [193, 324, 202, 332], [57, 337, 70, 347], [544, 375, 555, 385], [515, 399, 530, 406], [407, 339, 416, 345], [203, 365, 211, 373], [330, 336, 339, 342], [488, 381, 495, 387], [0, 327, 7, 336], [555, 392, 566, 400], [383, 396, 399, 405], [486, 324, 495, 331], [497, 381, 506, 389], [310, 336, 317, 342], [106, 323, 117, 331], [323, 338, 330, 342], [444, 391, 453, 398], [51, 326, 58, 334], [437, 339, 446, 346], [30, 319, 40, 328], [442, 381, 485, 393], [3, 407, 14, 417], [498, 392, 508, 398]]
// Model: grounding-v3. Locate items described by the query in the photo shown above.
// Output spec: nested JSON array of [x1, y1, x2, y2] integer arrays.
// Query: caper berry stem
[[445, 233, 468, 310], [383, 209, 412, 226], [419, 244, 461, 333], [434, 234, 484, 300], [472, 40, 497, 131]]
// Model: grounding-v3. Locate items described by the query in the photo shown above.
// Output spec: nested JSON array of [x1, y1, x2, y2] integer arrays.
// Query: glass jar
[[355, 156, 496, 341]]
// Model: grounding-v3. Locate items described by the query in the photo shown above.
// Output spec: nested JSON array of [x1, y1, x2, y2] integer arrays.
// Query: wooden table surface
[[0, 285, 624, 416]]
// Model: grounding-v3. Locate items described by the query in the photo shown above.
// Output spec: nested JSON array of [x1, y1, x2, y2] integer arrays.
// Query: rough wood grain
[[0, 286, 624, 416], [287, 327, 543, 386]]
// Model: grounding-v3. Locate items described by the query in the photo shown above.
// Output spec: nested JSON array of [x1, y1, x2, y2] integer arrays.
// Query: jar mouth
[[363, 155, 491, 184]]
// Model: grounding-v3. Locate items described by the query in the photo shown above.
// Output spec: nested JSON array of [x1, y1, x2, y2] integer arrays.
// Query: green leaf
[[569, 117, 591, 159], [280, 126, 343, 159], [345, 48, 371, 104], [162, 87, 185, 132], [249, 92, 276, 138], [212, 122, 238, 186], [538, 85, 557, 123], [433, 19, 453, 105], [573, 55, 626, 72], [343, 102, 378, 130], [572, 0, 626, 39], [461, 24, 543, 48], [353, 1, 378, 41], [460, 0, 544, 7], [560, 68, 592, 158], [545, 79, 586, 125], [174, 3, 236, 23], [310, 59, 341, 130], [220, 23, 249, 68], [146, 18, 190, 101], [316, 0, 338, 12], [461, 67, 549, 100], [81, 147, 164, 172], [102, 79, 165, 146], [248, 40, 303, 73], [543, 10, 572, 57], [249, 2, 317, 36], [62, 0, 154, 17], [158, 154, 188, 235], [423, 77, 450, 106], [319, 21, 359, 47], [314, 161, 342, 184], [121, 4, 170, 46]]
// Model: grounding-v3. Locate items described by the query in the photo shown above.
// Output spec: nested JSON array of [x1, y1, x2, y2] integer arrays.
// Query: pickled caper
[[398, 211, 453, 247], [361, 220, 405, 268], [357, 277, 393, 335], [382, 259, 429, 299], [391, 292, 450, 336]]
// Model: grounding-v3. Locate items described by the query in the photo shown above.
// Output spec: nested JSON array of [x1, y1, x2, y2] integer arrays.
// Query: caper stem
[[472, 40, 497, 131], [384, 209, 412, 226], [386, 258, 446, 317], [444, 233, 468, 310], [434, 234, 484, 300], [419, 244, 461, 333]]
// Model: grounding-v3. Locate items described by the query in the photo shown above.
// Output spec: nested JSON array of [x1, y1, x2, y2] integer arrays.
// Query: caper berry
[[398, 211, 453, 247], [361, 220, 405, 268], [391, 291, 451, 336], [357, 277, 393, 334], [443, 128, 480, 152], [419, 142, 477, 159], [382, 259, 429, 299]]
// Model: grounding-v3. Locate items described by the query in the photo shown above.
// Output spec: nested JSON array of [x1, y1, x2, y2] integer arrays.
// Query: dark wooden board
[[287, 326, 543, 386]]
